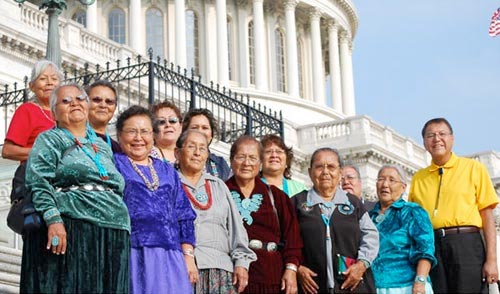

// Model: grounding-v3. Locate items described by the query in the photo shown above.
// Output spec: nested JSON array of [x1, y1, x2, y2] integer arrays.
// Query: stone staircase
[[0, 246, 21, 293]]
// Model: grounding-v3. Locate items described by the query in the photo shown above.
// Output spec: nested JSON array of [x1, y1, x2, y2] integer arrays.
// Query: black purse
[[7, 162, 44, 234]]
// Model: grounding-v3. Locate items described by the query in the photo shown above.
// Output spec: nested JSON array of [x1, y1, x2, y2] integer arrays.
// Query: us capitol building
[[0, 0, 498, 291]]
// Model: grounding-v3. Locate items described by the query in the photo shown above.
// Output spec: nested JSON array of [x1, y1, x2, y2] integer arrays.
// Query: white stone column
[[284, 0, 299, 97], [216, 0, 229, 86], [129, 0, 142, 54], [86, 1, 97, 33], [328, 20, 342, 113], [310, 8, 325, 105], [340, 31, 355, 116], [253, 0, 268, 91], [175, 0, 187, 68]]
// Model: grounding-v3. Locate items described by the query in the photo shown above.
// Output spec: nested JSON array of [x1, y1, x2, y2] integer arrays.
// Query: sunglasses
[[157, 117, 180, 125], [90, 96, 116, 106], [59, 95, 88, 105]]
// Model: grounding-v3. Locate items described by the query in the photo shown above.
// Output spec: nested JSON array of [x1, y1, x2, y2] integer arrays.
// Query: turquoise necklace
[[60, 125, 109, 180]]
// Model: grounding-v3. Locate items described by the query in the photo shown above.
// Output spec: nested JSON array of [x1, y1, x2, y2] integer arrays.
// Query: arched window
[[248, 21, 255, 85], [146, 8, 164, 57], [275, 29, 286, 92], [227, 17, 233, 81], [108, 8, 125, 44], [72, 10, 86, 27], [186, 10, 199, 75], [297, 38, 304, 97]]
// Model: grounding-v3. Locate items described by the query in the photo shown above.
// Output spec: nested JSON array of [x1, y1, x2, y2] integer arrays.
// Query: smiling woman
[[150, 101, 183, 164], [114, 105, 196, 294]]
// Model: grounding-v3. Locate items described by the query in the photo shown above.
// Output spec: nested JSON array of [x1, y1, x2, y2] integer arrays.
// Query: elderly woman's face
[[155, 107, 182, 147], [54, 85, 89, 128], [30, 65, 61, 104], [118, 115, 154, 162], [177, 132, 209, 173], [376, 167, 406, 207], [262, 143, 287, 176], [231, 141, 261, 182], [308, 151, 341, 195], [187, 115, 213, 143]]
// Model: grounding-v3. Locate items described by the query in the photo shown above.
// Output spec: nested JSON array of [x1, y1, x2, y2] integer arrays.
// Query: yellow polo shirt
[[409, 153, 498, 229]]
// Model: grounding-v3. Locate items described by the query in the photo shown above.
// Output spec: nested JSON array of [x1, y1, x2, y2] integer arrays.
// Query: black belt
[[434, 226, 480, 238]]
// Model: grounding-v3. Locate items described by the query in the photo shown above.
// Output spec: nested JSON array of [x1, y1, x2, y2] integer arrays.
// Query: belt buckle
[[438, 228, 445, 237], [267, 242, 278, 252], [249, 239, 263, 250]]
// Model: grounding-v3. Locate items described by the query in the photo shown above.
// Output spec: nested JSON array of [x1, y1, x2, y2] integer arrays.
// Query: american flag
[[489, 7, 500, 37]]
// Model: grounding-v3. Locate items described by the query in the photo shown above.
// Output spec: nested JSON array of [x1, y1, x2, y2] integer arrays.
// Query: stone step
[[0, 246, 21, 290], [0, 271, 20, 286], [0, 282, 19, 294]]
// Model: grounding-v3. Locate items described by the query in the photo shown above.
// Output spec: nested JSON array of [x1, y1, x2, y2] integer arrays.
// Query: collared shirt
[[409, 152, 498, 229], [369, 198, 437, 288], [178, 172, 256, 272]]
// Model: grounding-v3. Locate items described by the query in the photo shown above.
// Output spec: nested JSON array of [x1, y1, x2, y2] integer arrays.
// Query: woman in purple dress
[[114, 105, 197, 293]]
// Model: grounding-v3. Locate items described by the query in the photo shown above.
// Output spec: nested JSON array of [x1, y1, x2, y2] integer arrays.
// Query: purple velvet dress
[[114, 153, 196, 294]]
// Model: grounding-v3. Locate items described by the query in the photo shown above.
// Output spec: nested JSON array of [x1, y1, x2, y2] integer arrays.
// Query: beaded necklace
[[128, 157, 159, 191], [32, 102, 55, 125], [182, 180, 213, 210], [60, 126, 109, 180]]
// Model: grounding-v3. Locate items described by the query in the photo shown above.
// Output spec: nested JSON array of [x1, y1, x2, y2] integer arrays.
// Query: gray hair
[[176, 130, 208, 149], [30, 59, 63, 85], [50, 83, 88, 117], [343, 162, 361, 178], [378, 165, 408, 184]]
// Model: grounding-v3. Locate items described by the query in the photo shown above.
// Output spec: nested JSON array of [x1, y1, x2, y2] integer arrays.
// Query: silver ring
[[51, 236, 59, 246]]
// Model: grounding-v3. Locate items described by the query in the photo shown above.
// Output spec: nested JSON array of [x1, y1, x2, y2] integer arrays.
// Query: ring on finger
[[51, 236, 59, 246]]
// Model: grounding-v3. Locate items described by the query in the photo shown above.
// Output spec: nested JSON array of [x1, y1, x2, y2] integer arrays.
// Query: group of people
[[3, 59, 498, 294]]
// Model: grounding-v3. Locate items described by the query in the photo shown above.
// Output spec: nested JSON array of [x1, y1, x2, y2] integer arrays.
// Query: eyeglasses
[[90, 96, 116, 106], [121, 129, 153, 138], [58, 95, 88, 105], [183, 144, 208, 154], [424, 132, 452, 140], [157, 117, 180, 125], [233, 155, 260, 165], [312, 163, 339, 172], [341, 174, 359, 183], [376, 177, 403, 186], [264, 149, 285, 156]]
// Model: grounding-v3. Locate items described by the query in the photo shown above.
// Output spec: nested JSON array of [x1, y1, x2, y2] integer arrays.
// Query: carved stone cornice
[[334, 0, 358, 38]]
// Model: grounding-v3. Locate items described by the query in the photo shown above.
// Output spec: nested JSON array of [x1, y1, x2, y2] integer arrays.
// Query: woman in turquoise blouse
[[21, 83, 130, 293], [369, 165, 436, 294]]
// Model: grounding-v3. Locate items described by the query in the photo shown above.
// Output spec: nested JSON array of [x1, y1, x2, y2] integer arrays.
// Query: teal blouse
[[369, 198, 436, 288], [25, 128, 130, 232]]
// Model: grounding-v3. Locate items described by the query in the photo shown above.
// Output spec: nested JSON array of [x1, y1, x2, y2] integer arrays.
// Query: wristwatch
[[414, 275, 426, 284]]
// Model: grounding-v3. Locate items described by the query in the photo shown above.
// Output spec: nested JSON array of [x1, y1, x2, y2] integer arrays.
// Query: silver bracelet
[[285, 264, 298, 272], [183, 248, 195, 258]]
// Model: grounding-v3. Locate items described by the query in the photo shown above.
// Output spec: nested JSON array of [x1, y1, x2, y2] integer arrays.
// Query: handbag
[[6, 162, 44, 234]]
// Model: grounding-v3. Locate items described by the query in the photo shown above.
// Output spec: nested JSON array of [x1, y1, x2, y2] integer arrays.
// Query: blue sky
[[352, 1, 500, 155]]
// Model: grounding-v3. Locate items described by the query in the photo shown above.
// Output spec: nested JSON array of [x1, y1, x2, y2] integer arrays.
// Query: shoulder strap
[[266, 184, 283, 245]]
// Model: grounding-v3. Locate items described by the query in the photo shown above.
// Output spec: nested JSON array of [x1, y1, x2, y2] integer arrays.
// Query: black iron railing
[[0, 52, 284, 145]]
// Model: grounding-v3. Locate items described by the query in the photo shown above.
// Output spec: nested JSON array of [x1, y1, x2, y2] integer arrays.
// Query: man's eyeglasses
[[157, 117, 180, 125], [59, 95, 88, 105], [376, 177, 403, 186], [233, 155, 260, 165], [341, 175, 358, 183], [121, 129, 153, 138], [424, 132, 452, 140], [90, 96, 116, 106]]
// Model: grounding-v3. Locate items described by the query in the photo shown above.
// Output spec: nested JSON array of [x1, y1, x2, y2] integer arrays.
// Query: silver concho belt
[[55, 184, 111, 193], [248, 239, 278, 252]]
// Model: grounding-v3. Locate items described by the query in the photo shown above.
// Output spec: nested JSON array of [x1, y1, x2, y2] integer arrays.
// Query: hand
[[297, 265, 319, 294], [412, 281, 425, 294], [46, 222, 67, 255], [232, 266, 249, 293], [482, 259, 499, 284], [184, 255, 199, 284], [341, 261, 366, 291], [281, 268, 298, 294]]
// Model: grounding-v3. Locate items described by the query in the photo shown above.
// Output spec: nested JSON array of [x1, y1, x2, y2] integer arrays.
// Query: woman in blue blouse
[[114, 105, 197, 293], [369, 165, 437, 294]]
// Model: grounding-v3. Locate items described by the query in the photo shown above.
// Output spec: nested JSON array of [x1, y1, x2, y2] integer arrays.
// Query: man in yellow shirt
[[409, 118, 498, 294]]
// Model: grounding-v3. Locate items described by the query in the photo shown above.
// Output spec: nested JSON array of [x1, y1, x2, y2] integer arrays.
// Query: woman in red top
[[225, 135, 302, 294], [2, 59, 62, 161]]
